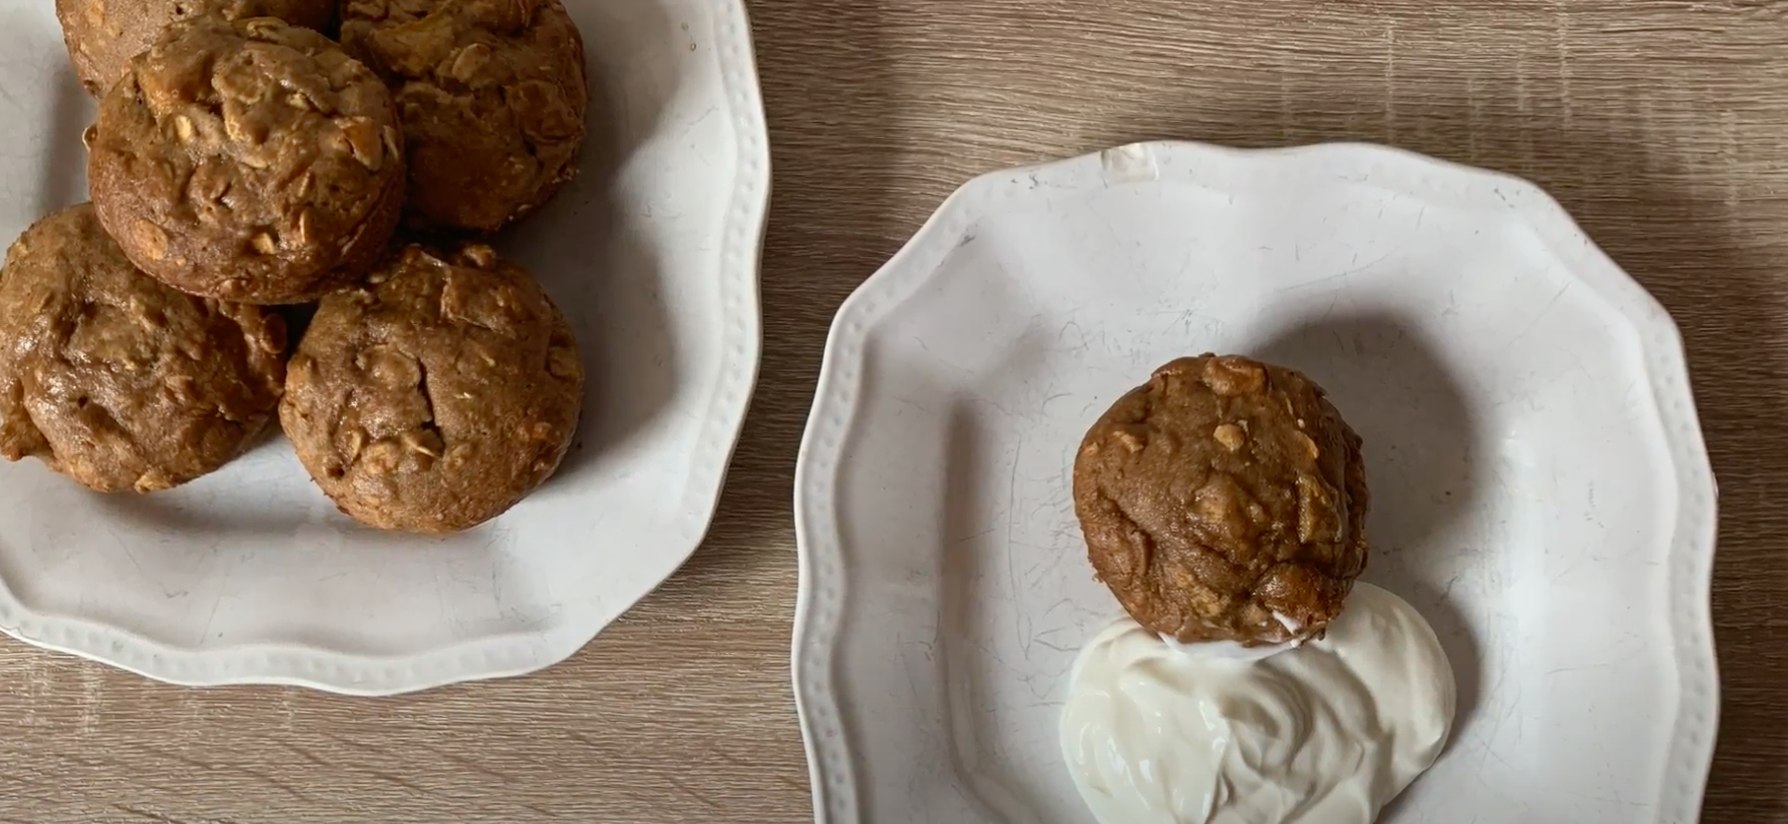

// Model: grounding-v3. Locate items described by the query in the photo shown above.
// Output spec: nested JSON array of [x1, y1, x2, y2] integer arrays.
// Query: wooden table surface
[[3, 0, 1786, 821]]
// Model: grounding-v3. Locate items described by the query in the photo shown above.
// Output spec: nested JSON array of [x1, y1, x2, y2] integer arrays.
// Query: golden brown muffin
[[1072, 354, 1370, 647], [57, 0, 339, 96], [0, 204, 286, 493], [87, 14, 404, 305], [340, 0, 587, 233], [280, 243, 583, 533]]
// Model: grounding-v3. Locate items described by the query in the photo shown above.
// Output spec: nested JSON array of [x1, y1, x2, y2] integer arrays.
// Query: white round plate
[[793, 142, 1718, 823], [0, 0, 768, 694]]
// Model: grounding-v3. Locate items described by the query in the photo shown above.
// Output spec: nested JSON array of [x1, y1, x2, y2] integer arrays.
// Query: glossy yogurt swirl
[[1059, 583, 1455, 824]]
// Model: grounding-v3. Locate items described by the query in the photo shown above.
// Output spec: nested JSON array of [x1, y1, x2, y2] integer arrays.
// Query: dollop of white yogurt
[[1059, 583, 1455, 824]]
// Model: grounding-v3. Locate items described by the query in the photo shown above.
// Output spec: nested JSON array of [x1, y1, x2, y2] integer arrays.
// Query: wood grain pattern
[[2, 0, 1783, 820]]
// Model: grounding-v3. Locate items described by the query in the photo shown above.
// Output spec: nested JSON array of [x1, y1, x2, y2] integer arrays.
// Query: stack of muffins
[[0, 0, 591, 534]]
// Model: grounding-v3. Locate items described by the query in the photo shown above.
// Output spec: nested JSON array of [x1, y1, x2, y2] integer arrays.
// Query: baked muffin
[[87, 14, 404, 305], [280, 243, 583, 533], [57, 0, 339, 96], [1072, 354, 1369, 647], [341, 0, 588, 233], [0, 204, 286, 493]]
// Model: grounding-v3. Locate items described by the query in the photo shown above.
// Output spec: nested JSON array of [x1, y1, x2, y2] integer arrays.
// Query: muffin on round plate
[[340, 0, 588, 233], [281, 242, 583, 533], [1072, 354, 1370, 647], [56, 0, 339, 96], [0, 204, 287, 493], [87, 13, 403, 304]]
